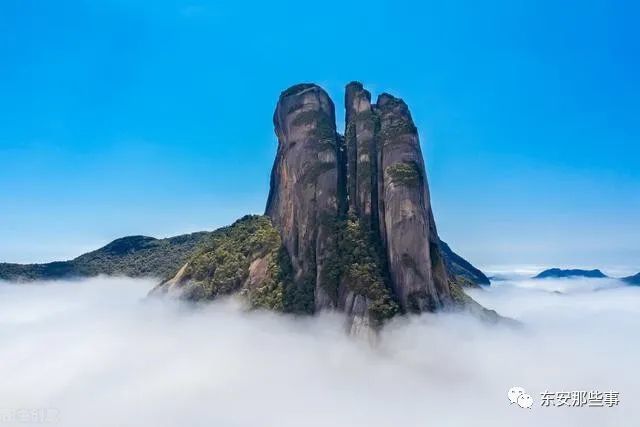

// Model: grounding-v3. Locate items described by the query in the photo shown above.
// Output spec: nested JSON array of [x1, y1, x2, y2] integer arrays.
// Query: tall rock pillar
[[266, 84, 341, 312], [375, 93, 452, 312]]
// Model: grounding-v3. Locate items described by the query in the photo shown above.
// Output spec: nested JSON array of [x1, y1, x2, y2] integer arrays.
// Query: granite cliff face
[[151, 81, 498, 329], [264, 83, 455, 321], [265, 84, 341, 313], [376, 91, 452, 311]]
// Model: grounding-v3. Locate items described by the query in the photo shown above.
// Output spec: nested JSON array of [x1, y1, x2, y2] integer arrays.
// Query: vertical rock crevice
[[345, 82, 379, 232]]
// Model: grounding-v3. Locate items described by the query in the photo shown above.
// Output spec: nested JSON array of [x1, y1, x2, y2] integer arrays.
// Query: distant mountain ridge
[[0, 229, 485, 288], [439, 241, 490, 287], [534, 268, 608, 279], [622, 273, 640, 285], [533, 268, 609, 279], [533, 268, 640, 284], [0, 232, 212, 281]]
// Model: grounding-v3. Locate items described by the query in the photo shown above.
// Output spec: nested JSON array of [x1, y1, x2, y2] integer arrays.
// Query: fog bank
[[0, 276, 638, 426]]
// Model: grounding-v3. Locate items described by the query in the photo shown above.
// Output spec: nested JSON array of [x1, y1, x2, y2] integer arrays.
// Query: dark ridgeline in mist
[[534, 268, 608, 279]]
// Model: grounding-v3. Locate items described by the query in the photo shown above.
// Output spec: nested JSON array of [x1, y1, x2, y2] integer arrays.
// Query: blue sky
[[1, 0, 638, 271]]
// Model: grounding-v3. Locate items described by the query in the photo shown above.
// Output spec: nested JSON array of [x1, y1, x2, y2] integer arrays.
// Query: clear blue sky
[[1, 0, 638, 272]]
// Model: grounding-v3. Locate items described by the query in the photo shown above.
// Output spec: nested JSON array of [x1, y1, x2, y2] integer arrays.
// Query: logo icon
[[517, 393, 533, 409], [508, 386, 533, 409]]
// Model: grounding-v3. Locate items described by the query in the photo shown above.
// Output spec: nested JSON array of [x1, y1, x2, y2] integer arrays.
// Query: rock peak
[[376, 92, 403, 106], [279, 83, 321, 99], [346, 80, 364, 89], [267, 81, 460, 324]]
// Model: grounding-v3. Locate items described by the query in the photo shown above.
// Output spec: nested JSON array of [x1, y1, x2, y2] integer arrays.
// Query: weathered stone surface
[[265, 84, 340, 312], [375, 93, 451, 312]]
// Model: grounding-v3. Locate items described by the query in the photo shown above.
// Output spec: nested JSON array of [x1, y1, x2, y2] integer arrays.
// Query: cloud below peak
[[0, 275, 638, 426]]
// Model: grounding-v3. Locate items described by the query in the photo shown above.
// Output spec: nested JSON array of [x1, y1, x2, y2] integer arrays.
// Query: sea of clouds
[[0, 274, 638, 426]]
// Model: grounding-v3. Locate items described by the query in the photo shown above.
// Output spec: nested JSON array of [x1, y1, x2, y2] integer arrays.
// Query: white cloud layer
[[0, 275, 638, 426]]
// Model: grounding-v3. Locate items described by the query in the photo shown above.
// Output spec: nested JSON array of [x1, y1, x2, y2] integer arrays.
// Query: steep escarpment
[[151, 82, 497, 328]]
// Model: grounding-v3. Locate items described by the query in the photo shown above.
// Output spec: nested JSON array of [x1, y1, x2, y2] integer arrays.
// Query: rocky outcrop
[[261, 81, 489, 328], [151, 215, 296, 311]]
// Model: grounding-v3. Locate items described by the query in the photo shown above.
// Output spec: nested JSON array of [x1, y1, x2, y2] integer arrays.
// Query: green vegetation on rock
[[299, 161, 335, 187], [380, 120, 418, 145], [166, 215, 315, 315], [248, 247, 291, 311], [179, 216, 289, 305], [321, 214, 399, 325], [386, 162, 421, 187], [291, 110, 336, 144]]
